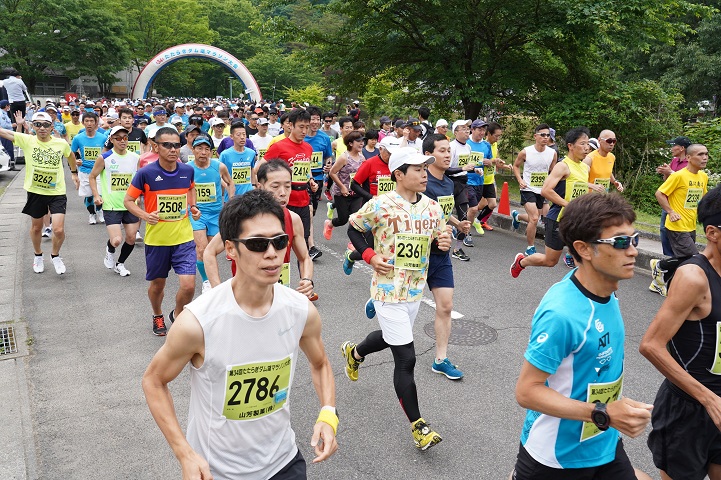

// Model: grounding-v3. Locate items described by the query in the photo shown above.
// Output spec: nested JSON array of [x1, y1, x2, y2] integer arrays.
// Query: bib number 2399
[[157, 195, 186, 221], [223, 356, 292, 420]]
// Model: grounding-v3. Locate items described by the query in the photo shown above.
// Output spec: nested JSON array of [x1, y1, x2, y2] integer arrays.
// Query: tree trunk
[[464, 100, 482, 121]]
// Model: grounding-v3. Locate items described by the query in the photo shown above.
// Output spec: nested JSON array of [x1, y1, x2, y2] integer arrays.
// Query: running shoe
[[481, 221, 493, 231], [33, 255, 44, 274], [323, 219, 333, 240], [324, 190, 333, 202], [365, 298, 376, 319], [340, 341, 362, 381], [168, 309, 176, 325], [649, 280, 668, 297], [432, 358, 464, 380], [202, 280, 211, 293], [343, 249, 355, 275], [472, 220, 485, 235], [52, 256, 66, 274], [88, 213, 97, 225], [41, 227, 52, 238], [650, 258, 666, 286], [308, 246, 322, 261], [114, 263, 130, 277], [451, 227, 457, 240], [135, 231, 143, 242], [309, 292, 319, 302], [104, 246, 115, 269], [326, 202, 334, 220], [524, 245, 536, 256], [463, 235, 474, 247], [152, 315, 167, 336], [564, 253, 576, 269], [452, 249, 470, 261], [511, 210, 520, 230], [96, 210, 105, 224], [510, 253, 525, 278], [411, 418, 442, 451]]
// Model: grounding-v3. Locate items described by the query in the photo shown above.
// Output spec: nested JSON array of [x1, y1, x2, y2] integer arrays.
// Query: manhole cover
[[424, 319, 497, 346], [0, 326, 17, 355]]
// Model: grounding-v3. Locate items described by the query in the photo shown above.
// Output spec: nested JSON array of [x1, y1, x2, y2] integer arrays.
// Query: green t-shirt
[[15, 133, 71, 195], [99, 150, 140, 210]]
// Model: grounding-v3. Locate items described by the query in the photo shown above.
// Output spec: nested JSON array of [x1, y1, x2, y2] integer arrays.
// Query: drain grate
[[0, 326, 17, 355], [424, 319, 498, 346]]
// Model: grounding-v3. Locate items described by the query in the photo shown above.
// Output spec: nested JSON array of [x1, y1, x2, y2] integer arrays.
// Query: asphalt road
[[20, 193, 667, 479]]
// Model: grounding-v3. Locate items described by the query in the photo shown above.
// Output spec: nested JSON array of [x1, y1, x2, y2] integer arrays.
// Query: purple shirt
[[670, 156, 688, 172], [217, 137, 255, 156]]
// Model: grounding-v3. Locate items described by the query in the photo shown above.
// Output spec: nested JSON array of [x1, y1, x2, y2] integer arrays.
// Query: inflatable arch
[[131, 43, 262, 101]]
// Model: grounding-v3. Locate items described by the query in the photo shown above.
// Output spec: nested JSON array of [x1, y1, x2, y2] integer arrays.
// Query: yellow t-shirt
[[658, 168, 708, 232], [15, 133, 71, 195], [267, 133, 288, 148], [587, 150, 616, 191], [558, 156, 590, 221], [484, 142, 498, 185], [64, 122, 82, 142], [335, 139, 348, 157]]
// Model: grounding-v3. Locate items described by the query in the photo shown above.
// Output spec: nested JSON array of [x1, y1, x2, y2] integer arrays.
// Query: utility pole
[[229, 77, 234, 100]]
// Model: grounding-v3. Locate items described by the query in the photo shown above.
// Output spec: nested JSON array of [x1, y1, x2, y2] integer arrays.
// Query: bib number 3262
[[223, 356, 292, 420]]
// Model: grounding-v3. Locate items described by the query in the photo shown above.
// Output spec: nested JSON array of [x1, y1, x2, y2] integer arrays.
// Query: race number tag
[[157, 194, 186, 221], [394, 233, 430, 270], [110, 172, 132, 192], [223, 356, 292, 421], [594, 178, 611, 191], [377, 175, 394, 195], [188, 155, 195, 162], [83, 146, 101, 160], [581, 375, 623, 442], [457, 154, 470, 168], [570, 181, 588, 200], [483, 164, 494, 177], [127, 141, 141, 154], [278, 262, 290, 287], [530, 172, 547, 187], [437, 195, 454, 222], [685, 188, 703, 209], [292, 160, 310, 183], [257, 149, 267, 162], [232, 166, 251, 185], [470, 152, 484, 166], [31, 168, 58, 190], [311, 151, 323, 170], [195, 182, 216, 203]]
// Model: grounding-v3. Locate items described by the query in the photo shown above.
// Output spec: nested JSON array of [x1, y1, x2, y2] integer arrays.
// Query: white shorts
[[77, 171, 93, 197], [374, 301, 421, 346]]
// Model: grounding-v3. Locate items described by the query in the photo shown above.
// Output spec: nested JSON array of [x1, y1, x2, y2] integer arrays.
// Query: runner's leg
[[49, 213, 65, 256]]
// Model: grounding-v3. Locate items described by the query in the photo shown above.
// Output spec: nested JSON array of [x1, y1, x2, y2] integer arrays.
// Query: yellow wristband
[[316, 409, 339, 435]]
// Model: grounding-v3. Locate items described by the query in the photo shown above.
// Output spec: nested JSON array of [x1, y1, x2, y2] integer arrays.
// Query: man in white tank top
[[142, 190, 337, 479]]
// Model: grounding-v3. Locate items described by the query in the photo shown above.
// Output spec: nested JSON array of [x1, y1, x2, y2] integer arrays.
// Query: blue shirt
[[304, 131, 333, 181], [189, 159, 223, 218], [71, 131, 109, 174], [520, 271, 625, 469], [219, 147, 256, 196], [467, 139, 491, 186]]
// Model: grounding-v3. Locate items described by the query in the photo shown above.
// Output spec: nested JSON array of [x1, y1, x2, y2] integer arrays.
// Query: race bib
[[223, 356, 292, 421], [581, 375, 623, 442], [311, 151, 323, 170], [127, 141, 141, 154], [257, 149, 267, 162], [594, 178, 611, 191], [470, 152, 484, 166], [483, 164, 494, 177], [195, 182, 217, 203], [685, 188, 703, 209], [232, 166, 251, 185], [278, 262, 290, 287], [530, 172, 547, 187], [110, 172, 132, 192], [292, 160, 310, 183], [437, 195, 454, 221], [570, 181, 588, 200], [394, 233, 430, 270], [157, 194, 186, 221], [31, 168, 58, 190], [377, 175, 394, 195], [188, 155, 195, 162], [83, 146, 101, 161], [457, 154, 470, 168]]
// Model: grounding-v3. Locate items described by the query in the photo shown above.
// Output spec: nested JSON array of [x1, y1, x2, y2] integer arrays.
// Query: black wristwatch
[[591, 402, 611, 431]]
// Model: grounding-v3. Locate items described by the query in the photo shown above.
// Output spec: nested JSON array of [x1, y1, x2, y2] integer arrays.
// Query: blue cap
[[192, 136, 212, 148]]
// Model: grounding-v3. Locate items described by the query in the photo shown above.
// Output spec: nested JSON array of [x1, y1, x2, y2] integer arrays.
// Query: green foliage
[[283, 84, 327, 107], [496, 116, 538, 162], [684, 117, 721, 174]]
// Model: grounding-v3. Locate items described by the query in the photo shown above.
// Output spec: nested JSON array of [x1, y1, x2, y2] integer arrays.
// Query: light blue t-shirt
[[189, 159, 223, 222], [520, 271, 625, 469], [305, 131, 334, 181], [219, 146, 256, 196], [71, 131, 109, 174], [467, 139, 491, 186]]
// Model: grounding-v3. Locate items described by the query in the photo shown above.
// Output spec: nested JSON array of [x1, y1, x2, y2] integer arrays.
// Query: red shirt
[[352, 155, 390, 196], [265, 137, 313, 207]]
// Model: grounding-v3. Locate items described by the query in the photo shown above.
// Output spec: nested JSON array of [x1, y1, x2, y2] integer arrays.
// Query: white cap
[[214, 105, 224, 112], [451, 119, 471, 132], [175, 102, 185, 108], [108, 125, 129, 137], [435, 118, 449, 128], [378, 136, 401, 151], [353, 100, 360, 105], [209, 117, 225, 127], [31, 112, 53, 123], [388, 146, 435, 172], [589, 138, 599, 151]]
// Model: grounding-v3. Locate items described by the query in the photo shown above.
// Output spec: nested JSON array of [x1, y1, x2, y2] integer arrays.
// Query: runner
[[324, 130, 365, 241], [656, 136, 691, 256], [142, 190, 337, 479], [640, 186, 721, 480], [473, 121, 507, 233], [304, 106, 334, 258], [123, 127, 200, 336], [512, 193, 653, 480], [511, 124, 558, 256], [70, 111, 108, 224], [88, 125, 140, 277], [189, 134, 233, 294], [0, 111, 78, 274], [584, 130, 623, 193], [340, 146, 452, 450], [510, 127, 598, 277], [218, 122, 256, 197], [449, 118, 475, 256]]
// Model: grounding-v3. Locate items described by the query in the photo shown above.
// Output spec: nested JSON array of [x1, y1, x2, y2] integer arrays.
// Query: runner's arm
[[654, 189, 679, 221], [203, 234, 225, 287], [540, 161, 569, 206], [88, 155, 104, 204], [290, 213, 314, 296], [328, 154, 347, 194], [350, 180, 372, 201], [142, 311, 212, 478], [219, 163, 234, 198], [513, 149, 527, 189]]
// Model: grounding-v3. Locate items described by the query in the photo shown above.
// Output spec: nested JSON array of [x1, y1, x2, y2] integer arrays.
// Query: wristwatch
[[591, 402, 610, 431]]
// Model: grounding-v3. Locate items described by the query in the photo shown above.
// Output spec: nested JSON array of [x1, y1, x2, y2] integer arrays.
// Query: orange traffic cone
[[498, 181, 510, 216]]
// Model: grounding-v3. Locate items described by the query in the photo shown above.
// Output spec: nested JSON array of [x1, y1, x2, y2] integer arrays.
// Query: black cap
[[667, 136, 691, 148]]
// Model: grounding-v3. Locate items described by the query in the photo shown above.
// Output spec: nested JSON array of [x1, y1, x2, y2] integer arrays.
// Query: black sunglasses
[[158, 142, 181, 150], [537, 133, 551, 138], [601, 138, 617, 144], [591, 232, 639, 249], [33, 122, 52, 128], [233, 234, 289, 252]]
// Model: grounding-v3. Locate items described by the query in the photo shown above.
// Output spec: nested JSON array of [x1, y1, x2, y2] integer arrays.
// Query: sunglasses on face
[[591, 232, 639, 249], [233, 234, 289, 252], [71, 113, 80, 116], [251, 117, 259, 121], [158, 141, 181, 150], [537, 133, 551, 138], [33, 122, 52, 128], [601, 138, 617, 144]]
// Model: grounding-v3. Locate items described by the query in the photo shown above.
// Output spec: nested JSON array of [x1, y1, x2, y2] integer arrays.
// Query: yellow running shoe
[[411, 418, 442, 450], [472, 220, 485, 235], [341, 341, 363, 381]]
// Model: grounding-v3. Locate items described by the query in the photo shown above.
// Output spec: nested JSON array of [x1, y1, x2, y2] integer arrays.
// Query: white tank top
[[184, 281, 309, 479], [521, 145, 555, 194]]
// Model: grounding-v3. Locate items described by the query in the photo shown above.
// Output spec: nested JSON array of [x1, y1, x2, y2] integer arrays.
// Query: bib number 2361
[[394, 233, 429, 270], [223, 356, 292, 420]]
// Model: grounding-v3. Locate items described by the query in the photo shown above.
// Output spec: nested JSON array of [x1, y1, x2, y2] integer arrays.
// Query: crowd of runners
[[1, 91, 720, 480]]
